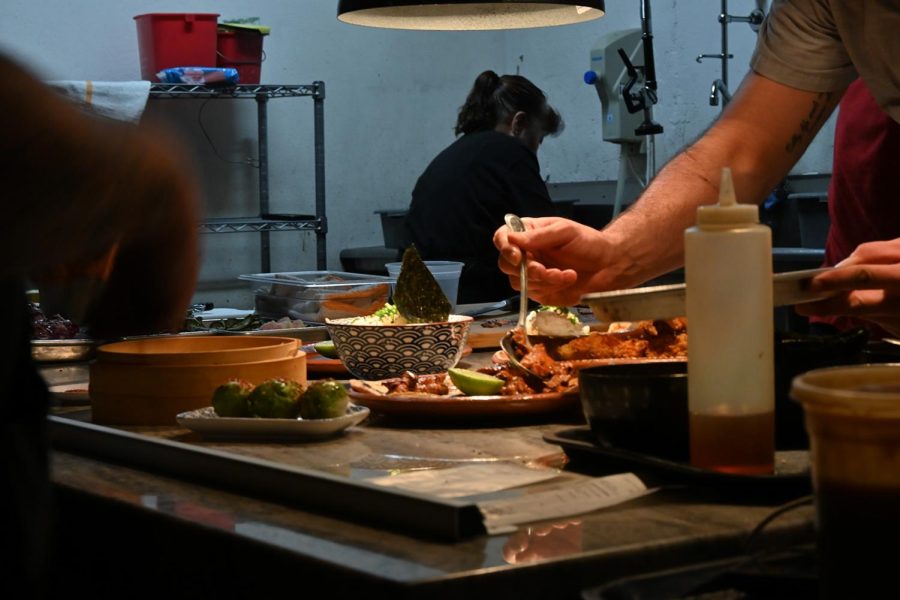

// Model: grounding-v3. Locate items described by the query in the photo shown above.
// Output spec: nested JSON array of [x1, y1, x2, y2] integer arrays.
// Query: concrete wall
[[0, 1, 835, 308]]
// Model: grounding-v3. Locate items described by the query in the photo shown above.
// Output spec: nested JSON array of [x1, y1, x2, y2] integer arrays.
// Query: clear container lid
[[239, 270, 395, 288], [240, 271, 395, 300]]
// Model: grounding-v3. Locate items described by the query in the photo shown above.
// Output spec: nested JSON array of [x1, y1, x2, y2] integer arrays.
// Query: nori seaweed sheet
[[393, 246, 452, 323]]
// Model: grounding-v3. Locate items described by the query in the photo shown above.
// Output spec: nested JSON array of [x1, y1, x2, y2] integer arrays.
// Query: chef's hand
[[493, 217, 620, 306], [796, 239, 900, 337]]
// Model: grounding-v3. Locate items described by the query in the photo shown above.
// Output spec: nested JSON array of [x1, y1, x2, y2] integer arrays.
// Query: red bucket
[[216, 25, 267, 84], [134, 13, 219, 81]]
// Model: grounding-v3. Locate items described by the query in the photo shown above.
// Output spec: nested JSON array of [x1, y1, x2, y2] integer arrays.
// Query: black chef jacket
[[403, 130, 559, 304]]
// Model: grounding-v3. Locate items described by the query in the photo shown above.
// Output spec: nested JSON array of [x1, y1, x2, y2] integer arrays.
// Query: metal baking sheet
[[216, 325, 329, 342], [545, 426, 811, 498], [581, 268, 836, 322], [48, 416, 485, 541], [31, 339, 96, 363]]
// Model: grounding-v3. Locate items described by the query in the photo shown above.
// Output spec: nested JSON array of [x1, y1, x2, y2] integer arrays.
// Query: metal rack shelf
[[201, 216, 322, 234], [149, 83, 324, 99], [149, 82, 327, 270]]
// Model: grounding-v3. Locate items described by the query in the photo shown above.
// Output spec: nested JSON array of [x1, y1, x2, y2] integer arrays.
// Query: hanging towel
[[48, 80, 151, 123]]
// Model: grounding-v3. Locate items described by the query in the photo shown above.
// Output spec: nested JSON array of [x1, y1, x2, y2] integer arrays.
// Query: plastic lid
[[696, 167, 759, 225], [219, 22, 271, 35]]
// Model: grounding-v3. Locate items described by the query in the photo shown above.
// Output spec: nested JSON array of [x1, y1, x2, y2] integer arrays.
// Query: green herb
[[393, 246, 452, 323], [373, 303, 400, 320]]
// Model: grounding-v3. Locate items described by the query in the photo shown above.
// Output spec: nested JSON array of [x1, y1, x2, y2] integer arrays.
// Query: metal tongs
[[499, 214, 544, 380]]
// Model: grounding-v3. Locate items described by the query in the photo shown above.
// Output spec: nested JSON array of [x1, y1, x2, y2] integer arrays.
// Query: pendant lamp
[[337, 1, 606, 30]]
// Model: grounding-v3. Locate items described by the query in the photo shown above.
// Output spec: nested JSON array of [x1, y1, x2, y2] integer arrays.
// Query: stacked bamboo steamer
[[90, 336, 306, 425]]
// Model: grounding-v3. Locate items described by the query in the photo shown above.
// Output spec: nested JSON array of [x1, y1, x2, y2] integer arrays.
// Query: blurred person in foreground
[[492, 0, 900, 337], [0, 54, 200, 597], [404, 70, 563, 303]]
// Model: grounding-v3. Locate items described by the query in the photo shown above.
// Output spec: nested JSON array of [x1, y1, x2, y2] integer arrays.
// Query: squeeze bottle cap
[[696, 167, 760, 225]]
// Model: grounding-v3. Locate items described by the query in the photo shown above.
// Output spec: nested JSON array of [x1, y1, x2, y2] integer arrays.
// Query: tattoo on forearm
[[785, 92, 834, 153]]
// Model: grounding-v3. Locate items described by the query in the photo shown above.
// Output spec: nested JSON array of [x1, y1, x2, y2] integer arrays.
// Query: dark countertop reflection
[[48, 416, 814, 598]]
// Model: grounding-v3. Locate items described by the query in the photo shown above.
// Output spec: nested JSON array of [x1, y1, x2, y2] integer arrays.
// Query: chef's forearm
[[600, 146, 720, 286], [599, 72, 843, 287]]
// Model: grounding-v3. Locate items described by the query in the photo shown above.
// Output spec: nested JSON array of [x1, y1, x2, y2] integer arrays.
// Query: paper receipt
[[477, 473, 654, 534], [365, 463, 561, 498]]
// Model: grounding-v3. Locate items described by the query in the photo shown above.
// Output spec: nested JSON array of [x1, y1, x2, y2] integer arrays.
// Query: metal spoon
[[500, 214, 543, 380], [499, 330, 544, 382], [504, 214, 530, 340]]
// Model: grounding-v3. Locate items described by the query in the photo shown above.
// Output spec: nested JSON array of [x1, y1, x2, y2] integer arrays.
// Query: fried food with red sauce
[[476, 361, 578, 395], [555, 318, 687, 360], [351, 363, 576, 397], [379, 372, 450, 395]]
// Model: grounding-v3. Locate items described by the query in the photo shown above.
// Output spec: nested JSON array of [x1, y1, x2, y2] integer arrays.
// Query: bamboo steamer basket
[[90, 336, 306, 425], [95, 335, 299, 365]]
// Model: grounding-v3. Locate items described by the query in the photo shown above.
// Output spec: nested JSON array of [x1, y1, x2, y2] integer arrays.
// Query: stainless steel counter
[[45, 352, 815, 599]]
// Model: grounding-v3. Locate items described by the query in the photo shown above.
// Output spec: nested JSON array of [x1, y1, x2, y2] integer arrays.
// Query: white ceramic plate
[[176, 404, 370, 440], [348, 379, 579, 418]]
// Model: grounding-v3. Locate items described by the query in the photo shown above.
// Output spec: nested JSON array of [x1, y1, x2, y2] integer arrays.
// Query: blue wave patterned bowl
[[325, 315, 473, 380]]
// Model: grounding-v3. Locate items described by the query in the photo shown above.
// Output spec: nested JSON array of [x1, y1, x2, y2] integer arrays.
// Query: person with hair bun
[[403, 70, 564, 304]]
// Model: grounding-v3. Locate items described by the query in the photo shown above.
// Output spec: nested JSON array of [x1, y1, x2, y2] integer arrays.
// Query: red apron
[[815, 78, 900, 338]]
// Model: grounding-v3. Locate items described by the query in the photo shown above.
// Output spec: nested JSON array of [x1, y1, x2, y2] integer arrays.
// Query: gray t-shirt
[[750, 0, 900, 123]]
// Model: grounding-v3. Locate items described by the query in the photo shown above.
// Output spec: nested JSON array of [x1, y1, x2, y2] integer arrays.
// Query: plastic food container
[[385, 260, 463, 312], [239, 271, 394, 323]]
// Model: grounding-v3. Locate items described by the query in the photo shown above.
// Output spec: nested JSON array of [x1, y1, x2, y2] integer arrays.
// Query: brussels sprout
[[211, 379, 254, 417], [299, 379, 349, 420], [247, 378, 304, 419]]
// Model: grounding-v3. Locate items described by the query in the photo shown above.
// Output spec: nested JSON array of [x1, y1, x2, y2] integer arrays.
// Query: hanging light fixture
[[337, 1, 605, 31]]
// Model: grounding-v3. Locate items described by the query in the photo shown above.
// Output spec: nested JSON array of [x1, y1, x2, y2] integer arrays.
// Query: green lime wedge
[[448, 367, 504, 396], [313, 340, 340, 359]]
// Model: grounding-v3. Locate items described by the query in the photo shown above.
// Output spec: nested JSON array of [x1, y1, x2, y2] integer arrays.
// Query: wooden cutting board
[[466, 316, 518, 349]]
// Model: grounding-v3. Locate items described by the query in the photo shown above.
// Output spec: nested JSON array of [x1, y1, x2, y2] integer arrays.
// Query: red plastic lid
[[134, 13, 220, 20]]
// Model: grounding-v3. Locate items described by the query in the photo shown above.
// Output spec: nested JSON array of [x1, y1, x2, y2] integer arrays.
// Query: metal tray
[[48, 415, 486, 541], [545, 426, 811, 498], [217, 325, 329, 342], [31, 339, 96, 363], [581, 268, 836, 322], [34, 331, 217, 362]]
